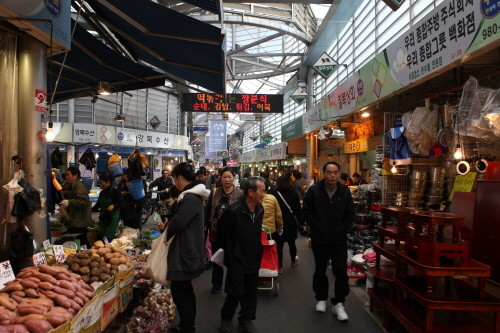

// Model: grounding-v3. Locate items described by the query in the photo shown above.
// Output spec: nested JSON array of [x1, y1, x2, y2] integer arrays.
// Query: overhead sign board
[[193, 126, 208, 132], [181, 94, 283, 113], [291, 88, 307, 104], [313, 52, 339, 79], [381, 0, 405, 11], [240, 114, 262, 121]]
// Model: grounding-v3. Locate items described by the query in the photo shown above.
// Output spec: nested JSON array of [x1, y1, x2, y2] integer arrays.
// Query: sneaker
[[237, 320, 257, 333], [315, 300, 327, 313], [221, 319, 233, 333], [211, 287, 223, 294], [291, 256, 300, 267], [332, 302, 349, 322], [278, 268, 284, 274]]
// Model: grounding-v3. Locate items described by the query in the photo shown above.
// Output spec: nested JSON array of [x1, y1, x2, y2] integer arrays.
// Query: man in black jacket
[[149, 169, 174, 199], [302, 162, 354, 322], [218, 177, 266, 333]]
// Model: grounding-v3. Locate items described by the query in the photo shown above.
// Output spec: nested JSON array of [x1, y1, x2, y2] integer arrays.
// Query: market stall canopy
[[86, 0, 226, 93], [48, 21, 167, 103]]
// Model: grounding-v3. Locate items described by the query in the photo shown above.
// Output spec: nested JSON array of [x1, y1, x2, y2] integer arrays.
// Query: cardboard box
[[95, 275, 116, 295], [49, 321, 70, 333], [116, 265, 134, 282], [71, 293, 103, 333], [118, 283, 133, 313], [101, 285, 119, 331]]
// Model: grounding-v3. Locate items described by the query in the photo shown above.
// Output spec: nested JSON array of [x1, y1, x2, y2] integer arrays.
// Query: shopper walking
[[302, 161, 355, 322], [261, 192, 283, 248], [206, 167, 243, 294], [271, 175, 303, 273], [91, 174, 124, 241], [218, 177, 266, 333], [158, 161, 210, 333], [291, 170, 306, 201], [59, 166, 92, 247]]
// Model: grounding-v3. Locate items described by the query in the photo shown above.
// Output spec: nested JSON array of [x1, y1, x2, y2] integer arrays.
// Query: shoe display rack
[[384, 210, 500, 332]]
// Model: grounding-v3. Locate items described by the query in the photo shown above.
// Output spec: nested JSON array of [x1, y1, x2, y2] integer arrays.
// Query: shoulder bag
[[276, 191, 300, 227], [145, 226, 175, 285]]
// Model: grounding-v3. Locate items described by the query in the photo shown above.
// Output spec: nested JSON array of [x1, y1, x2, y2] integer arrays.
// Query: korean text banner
[[209, 120, 227, 152]]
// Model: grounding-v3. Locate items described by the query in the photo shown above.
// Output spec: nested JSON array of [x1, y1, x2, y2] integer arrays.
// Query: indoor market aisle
[[188, 234, 386, 333]]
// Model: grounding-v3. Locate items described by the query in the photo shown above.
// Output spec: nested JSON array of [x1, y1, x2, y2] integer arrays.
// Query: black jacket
[[270, 189, 303, 242], [166, 183, 210, 281], [302, 180, 354, 244], [218, 197, 263, 274]]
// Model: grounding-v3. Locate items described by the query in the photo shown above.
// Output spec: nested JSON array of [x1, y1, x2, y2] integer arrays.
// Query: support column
[[306, 66, 314, 110], [17, 35, 48, 248]]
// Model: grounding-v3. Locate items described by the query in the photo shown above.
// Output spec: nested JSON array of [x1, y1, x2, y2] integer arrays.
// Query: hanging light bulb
[[453, 144, 463, 160], [46, 121, 56, 142], [391, 162, 398, 174]]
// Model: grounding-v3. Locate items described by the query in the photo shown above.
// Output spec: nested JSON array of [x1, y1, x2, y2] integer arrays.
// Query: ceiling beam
[[229, 63, 300, 80], [230, 52, 303, 57], [231, 57, 279, 70], [227, 32, 283, 55]]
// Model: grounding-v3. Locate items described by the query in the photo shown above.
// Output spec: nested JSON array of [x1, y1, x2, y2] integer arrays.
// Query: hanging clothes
[[127, 149, 148, 179], [388, 115, 412, 166], [2, 170, 24, 223], [50, 147, 64, 169], [11, 177, 42, 219], [79, 148, 96, 170]]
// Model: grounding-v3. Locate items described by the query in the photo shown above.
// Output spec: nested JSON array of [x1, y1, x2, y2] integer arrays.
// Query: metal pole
[[17, 35, 48, 248]]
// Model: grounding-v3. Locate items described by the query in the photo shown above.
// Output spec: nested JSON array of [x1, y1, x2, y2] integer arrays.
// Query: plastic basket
[[108, 161, 123, 177], [81, 177, 93, 190], [129, 179, 145, 200]]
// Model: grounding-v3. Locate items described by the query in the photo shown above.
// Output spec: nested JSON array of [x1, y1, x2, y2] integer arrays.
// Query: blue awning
[[86, 0, 226, 93], [48, 21, 167, 103]]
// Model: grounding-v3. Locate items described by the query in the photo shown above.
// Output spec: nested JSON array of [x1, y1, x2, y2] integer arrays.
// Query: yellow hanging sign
[[449, 172, 477, 201]]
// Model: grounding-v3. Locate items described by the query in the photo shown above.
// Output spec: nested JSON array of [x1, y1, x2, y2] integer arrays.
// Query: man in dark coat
[[302, 162, 354, 322], [149, 169, 174, 199], [218, 177, 266, 333]]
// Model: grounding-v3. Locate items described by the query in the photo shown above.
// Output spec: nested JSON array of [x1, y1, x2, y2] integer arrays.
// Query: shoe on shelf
[[291, 256, 300, 267], [278, 268, 284, 274], [332, 302, 349, 322], [221, 319, 233, 333], [237, 320, 258, 333], [315, 300, 327, 313], [211, 287, 223, 294]]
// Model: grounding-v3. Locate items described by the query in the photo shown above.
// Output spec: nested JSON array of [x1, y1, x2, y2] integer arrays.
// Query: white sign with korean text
[[73, 123, 97, 143], [53, 245, 66, 263], [387, 0, 481, 85], [0, 261, 15, 289], [33, 252, 47, 266]]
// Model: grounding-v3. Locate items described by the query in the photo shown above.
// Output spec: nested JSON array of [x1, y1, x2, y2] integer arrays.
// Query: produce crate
[[70, 293, 103, 333], [347, 266, 367, 286], [49, 321, 70, 333], [101, 285, 119, 331], [118, 282, 133, 313], [94, 275, 116, 296]]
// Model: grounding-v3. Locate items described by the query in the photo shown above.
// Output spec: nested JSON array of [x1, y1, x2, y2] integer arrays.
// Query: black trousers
[[221, 270, 259, 322], [210, 239, 224, 289], [311, 240, 349, 304], [276, 238, 297, 268], [171, 280, 196, 332]]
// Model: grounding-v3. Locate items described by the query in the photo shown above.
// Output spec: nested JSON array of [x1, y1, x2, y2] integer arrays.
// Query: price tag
[[449, 172, 477, 201], [80, 244, 88, 252], [0, 261, 15, 289], [33, 252, 47, 266], [103, 237, 109, 244], [42, 239, 51, 249], [53, 245, 66, 263]]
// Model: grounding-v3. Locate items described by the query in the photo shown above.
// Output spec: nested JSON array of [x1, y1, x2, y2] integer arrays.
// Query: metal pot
[[355, 213, 371, 225], [409, 179, 427, 188], [408, 192, 424, 201], [406, 201, 422, 208], [411, 170, 427, 181], [426, 195, 444, 204], [429, 167, 446, 182], [426, 187, 446, 196]]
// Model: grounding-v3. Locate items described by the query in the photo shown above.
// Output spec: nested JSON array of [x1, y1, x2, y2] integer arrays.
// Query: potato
[[79, 267, 90, 276], [90, 268, 100, 277], [110, 270, 117, 276], [97, 248, 108, 256], [99, 274, 111, 282], [104, 253, 114, 261], [89, 276, 99, 283], [81, 275, 89, 283], [70, 263, 80, 272], [94, 241, 104, 249], [118, 257, 127, 265], [109, 258, 120, 266], [105, 243, 114, 250], [102, 267, 110, 275], [113, 252, 121, 258], [90, 262, 100, 269]]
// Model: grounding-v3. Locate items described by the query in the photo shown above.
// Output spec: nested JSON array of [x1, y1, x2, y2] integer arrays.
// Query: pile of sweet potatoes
[[0, 264, 93, 333]]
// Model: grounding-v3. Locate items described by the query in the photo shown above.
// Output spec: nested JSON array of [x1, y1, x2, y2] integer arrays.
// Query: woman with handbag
[[157, 161, 210, 333], [206, 167, 243, 294], [270, 175, 304, 273]]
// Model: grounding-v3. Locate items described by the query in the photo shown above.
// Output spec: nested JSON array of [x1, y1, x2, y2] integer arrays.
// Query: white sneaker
[[332, 302, 349, 321], [315, 300, 327, 312]]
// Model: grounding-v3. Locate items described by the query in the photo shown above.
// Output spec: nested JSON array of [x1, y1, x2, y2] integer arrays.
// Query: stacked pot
[[407, 170, 427, 208], [425, 167, 446, 207]]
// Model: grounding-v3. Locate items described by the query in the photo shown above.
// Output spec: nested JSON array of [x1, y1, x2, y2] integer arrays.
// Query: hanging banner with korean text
[[73, 124, 97, 143], [209, 120, 227, 152]]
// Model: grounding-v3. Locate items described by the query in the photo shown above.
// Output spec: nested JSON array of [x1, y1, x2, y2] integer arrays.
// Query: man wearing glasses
[[302, 162, 355, 322]]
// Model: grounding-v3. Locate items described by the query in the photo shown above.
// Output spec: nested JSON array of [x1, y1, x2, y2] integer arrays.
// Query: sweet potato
[[23, 288, 39, 298], [0, 309, 16, 325], [0, 283, 23, 293], [31, 272, 57, 285], [24, 277, 41, 283], [10, 295, 24, 305], [53, 295, 71, 308], [39, 290, 57, 299], [27, 298, 53, 309], [11, 291, 25, 298], [75, 291, 89, 303], [69, 298, 81, 311], [37, 265, 64, 276], [20, 280, 38, 290], [24, 319, 53, 333], [15, 313, 44, 324], [53, 286, 75, 299], [73, 296, 84, 307], [0, 325, 29, 333], [0, 295, 16, 311], [37, 282, 53, 291], [16, 304, 46, 316], [57, 280, 76, 292], [56, 273, 72, 282], [44, 312, 68, 327]]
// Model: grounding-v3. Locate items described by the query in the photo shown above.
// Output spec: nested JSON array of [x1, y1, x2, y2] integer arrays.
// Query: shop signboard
[[288, 0, 499, 135], [368, 135, 383, 150], [227, 159, 239, 167], [193, 126, 208, 132], [290, 87, 307, 104], [239, 150, 257, 163], [281, 117, 304, 141], [209, 120, 227, 152], [449, 172, 477, 201], [96, 125, 116, 145], [269, 142, 287, 160], [344, 138, 369, 154], [319, 138, 346, 150], [181, 93, 283, 113], [116, 128, 138, 146], [73, 124, 97, 143], [313, 52, 339, 79]]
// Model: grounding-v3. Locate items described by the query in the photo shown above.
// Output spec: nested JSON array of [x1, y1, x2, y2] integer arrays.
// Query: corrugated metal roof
[[48, 21, 167, 103], [87, 0, 225, 93]]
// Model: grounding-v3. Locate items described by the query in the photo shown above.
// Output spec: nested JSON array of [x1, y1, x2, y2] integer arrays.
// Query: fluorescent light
[[361, 112, 370, 118]]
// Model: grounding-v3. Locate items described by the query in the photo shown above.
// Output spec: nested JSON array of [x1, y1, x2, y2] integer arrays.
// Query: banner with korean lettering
[[209, 120, 227, 152], [73, 124, 97, 143], [386, 0, 490, 86]]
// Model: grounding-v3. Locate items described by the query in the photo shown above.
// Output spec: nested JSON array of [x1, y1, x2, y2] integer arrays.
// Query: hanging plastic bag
[[387, 116, 412, 165], [145, 226, 175, 285]]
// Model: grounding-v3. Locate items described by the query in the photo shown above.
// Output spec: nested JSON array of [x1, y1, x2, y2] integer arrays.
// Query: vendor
[[92, 174, 124, 241], [60, 166, 92, 247], [352, 172, 367, 185]]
